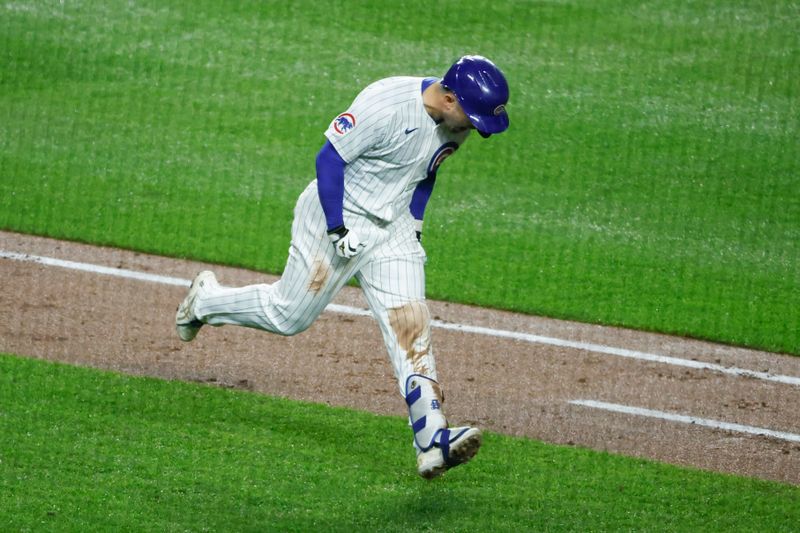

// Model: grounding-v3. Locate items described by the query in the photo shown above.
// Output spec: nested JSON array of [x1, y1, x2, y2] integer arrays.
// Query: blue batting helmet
[[442, 55, 509, 137]]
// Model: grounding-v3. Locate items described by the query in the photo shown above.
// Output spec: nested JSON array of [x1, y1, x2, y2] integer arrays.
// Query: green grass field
[[1, 0, 797, 354], [2, 354, 799, 532], [1, 1, 799, 529]]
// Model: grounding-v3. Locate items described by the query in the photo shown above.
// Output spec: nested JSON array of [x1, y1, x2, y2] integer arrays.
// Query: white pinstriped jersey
[[325, 76, 470, 224]]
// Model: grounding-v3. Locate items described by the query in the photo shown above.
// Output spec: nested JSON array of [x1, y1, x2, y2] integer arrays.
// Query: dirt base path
[[2, 230, 799, 485]]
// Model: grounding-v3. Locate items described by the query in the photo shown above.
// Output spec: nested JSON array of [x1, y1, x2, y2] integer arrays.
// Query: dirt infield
[[2, 230, 799, 485]]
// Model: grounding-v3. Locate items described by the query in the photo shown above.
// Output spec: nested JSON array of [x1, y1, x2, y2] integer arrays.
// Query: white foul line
[[0, 251, 191, 287], [571, 400, 800, 444], [423, 320, 800, 387], [3, 249, 799, 388]]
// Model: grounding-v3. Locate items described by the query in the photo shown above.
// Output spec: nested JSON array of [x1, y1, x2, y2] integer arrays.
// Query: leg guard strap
[[438, 428, 452, 465]]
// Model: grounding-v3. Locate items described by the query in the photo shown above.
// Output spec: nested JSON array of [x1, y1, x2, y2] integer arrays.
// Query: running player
[[175, 55, 510, 479]]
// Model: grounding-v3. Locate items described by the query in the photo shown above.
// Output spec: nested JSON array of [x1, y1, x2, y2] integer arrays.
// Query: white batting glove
[[327, 225, 365, 259]]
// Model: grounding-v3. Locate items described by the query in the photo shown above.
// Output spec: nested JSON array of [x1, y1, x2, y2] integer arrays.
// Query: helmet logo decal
[[426, 142, 459, 177], [333, 113, 356, 134], [493, 104, 506, 116]]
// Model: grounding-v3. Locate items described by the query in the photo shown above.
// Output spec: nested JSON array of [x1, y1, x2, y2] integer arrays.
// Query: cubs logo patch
[[333, 113, 356, 135], [426, 141, 459, 177]]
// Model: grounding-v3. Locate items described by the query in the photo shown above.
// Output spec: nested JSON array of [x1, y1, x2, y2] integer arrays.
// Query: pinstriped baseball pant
[[193, 180, 438, 394]]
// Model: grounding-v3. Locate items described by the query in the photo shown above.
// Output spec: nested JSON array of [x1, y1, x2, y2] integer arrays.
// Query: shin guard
[[405, 374, 447, 452]]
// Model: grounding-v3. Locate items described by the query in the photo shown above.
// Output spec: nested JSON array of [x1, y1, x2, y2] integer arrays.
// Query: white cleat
[[175, 271, 217, 342], [417, 427, 482, 480]]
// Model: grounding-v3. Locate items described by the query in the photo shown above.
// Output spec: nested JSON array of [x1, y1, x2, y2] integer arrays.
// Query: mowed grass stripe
[[0, 0, 797, 354], [1, 354, 799, 531]]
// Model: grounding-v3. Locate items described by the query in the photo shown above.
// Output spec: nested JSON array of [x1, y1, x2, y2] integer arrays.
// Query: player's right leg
[[174, 181, 363, 340], [175, 270, 219, 342]]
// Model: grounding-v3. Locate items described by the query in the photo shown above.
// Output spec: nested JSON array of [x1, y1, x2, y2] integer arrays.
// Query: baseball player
[[176, 55, 510, 479]]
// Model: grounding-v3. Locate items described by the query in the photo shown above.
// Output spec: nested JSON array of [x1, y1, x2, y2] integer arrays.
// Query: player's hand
[[327, 225, 365, 259]]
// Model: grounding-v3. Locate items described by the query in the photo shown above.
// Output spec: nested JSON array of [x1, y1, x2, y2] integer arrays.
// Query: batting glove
[[327, 225, 365, 259], [414, 219, 423, 242]]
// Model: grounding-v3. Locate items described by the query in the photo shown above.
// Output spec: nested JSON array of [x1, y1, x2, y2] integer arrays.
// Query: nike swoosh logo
[[404, 127, 419, 134]]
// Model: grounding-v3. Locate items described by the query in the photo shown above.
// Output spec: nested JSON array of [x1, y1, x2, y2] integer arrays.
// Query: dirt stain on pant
[[308, 259, 330, 293], [388, 301, 434, 378]]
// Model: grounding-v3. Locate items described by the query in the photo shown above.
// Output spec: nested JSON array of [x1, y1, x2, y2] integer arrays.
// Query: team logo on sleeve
[[426, 142, 459, 176], [333, 113, 356, 135]]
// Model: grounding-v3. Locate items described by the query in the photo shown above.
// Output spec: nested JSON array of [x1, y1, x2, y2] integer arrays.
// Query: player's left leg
[[404, 374, 482, 479], [356, 215, 481, 479]]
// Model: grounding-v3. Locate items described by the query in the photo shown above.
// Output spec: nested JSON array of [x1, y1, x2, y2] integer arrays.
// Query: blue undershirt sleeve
[[407, 77, 440, 226], [315, 140, 347, 231], [409, 174, 436, 221]]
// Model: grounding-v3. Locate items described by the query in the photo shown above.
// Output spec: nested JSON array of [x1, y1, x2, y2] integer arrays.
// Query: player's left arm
[[316, 140, 347, 231], [316, 140, 365, 258], [409, 173, 437, 241]]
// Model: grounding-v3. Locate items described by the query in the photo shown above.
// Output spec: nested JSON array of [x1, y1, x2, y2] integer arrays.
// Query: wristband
[[327, 225, 348, 241]]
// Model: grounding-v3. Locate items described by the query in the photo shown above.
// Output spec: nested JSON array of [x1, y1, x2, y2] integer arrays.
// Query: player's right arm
[[409, 174, 436, 241]]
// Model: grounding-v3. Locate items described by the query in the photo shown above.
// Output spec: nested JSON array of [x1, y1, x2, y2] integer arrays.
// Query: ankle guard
[[405, 374, 447, 452]]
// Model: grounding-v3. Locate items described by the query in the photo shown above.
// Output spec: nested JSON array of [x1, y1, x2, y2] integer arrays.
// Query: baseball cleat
[[175, 270, 217, 342], [416, 426, 482, 480]]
